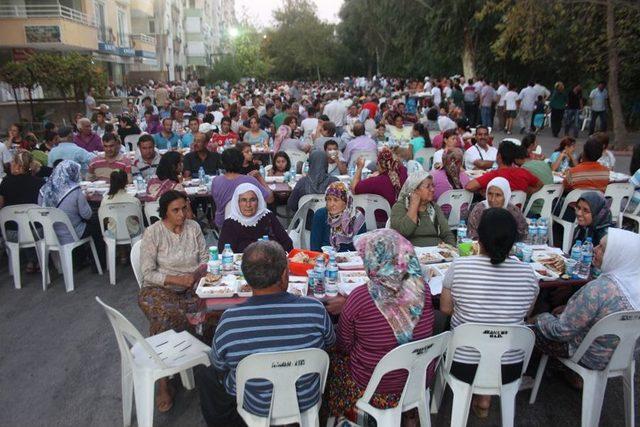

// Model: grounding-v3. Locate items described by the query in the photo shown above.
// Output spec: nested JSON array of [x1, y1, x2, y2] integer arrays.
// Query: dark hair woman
[[269, 151, 291, 176], [146, 151, 185, 201]]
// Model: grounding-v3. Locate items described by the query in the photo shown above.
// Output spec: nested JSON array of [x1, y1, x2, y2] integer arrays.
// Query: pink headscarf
[[273, 125, 291, 152]]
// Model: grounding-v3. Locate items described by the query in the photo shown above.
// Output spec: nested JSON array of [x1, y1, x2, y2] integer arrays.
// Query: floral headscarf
[[39, 160, 82, 207], [273, 124, 291, 152], [355, 229, 429, 344], [442, 148, 463, 190], [377, 148, 402, 195], [325, 181, 365, 250]]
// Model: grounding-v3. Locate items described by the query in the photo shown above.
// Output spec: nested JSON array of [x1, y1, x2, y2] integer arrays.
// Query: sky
[[235, 0, 344, 28]]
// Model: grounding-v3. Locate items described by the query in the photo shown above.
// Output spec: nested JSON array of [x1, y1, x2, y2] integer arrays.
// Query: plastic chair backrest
[[604, 182, 635, 221], [287, 194, 325, 249], [556, 189, 598, 219], [510, 191, 527, 211], [437, 189, 473, 227], [264, 164, 273, 174], [224, 202, 233, 219], [348, 150, 377, 169], [98, 202, 144, 242], [570, 310, 640, 372], [414, 147, 436, 171], [124, 134, 141, 152], [523, 184, 563, 218], [445, 323, 535, 389], [130, 239, 143, 288], [144, 201, 160, 224], [27, 207, 79, 247], [0, 204, 40, 244], [235, 348, 330, 424], [95, 297, 169, 369], [360, 332, 450, 408], [353, 194, 390, 231], [285, 150, 308, 173]]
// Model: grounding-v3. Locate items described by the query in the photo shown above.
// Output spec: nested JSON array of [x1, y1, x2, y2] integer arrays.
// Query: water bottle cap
[[575, 240, 582, 245], [586, 237, 593, 242], [224, 243, 231, 249]]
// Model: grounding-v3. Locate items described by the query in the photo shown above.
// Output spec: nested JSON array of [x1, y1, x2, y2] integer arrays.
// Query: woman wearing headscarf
[[325, 229, 435, 422], [390, 170, 456, 247], [533, 228, 640, 371], [310, 181, 366, 252], [38, 160, 94, 245], [571, 191, 613, 247], [217, 183, 292, 253], [352, 148, 408, 222], [431, 148, 471, 217], [467, 177, 528, 241], [287, 150, 338, 211]]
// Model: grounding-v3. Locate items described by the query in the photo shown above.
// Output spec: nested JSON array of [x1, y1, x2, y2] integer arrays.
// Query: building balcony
[[0, 4, 97, 50], [131, 0, 154, 18], [131, 33, 156, 58]]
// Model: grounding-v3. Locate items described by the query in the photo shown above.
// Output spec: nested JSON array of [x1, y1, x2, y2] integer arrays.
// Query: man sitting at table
[[463, 125, 497, 170], [132, 134, 161, 180], [153, 118, 182, 150], [466, 140, 543, 195], [343, 122, 377, 166], [325, 139, 348, 176], [86, 133, 132, 183], [183, 132, 221, 178], [563, 136, 609, 192], [195, 241, 335, 426]]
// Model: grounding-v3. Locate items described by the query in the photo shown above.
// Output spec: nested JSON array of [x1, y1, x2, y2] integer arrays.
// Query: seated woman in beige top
[[138, 189, 208, 412]]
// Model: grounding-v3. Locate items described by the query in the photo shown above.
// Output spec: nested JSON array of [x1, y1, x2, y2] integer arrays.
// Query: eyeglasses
[[239, 198, 258, 204]]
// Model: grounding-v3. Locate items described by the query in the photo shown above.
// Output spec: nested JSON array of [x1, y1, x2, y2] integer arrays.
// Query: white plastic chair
[[0, 204, 41, 289], [287, 194, 325, 249], [551, 189, 597, 253], [353, 194, 391, 231], [620, 198, 640, 232], [530, 310, 640, 427], [581, 106, 592, 132], [124, 134, 141, 153], [143, 201, 160, 225], [510, 191, 527, 211], [98, 203, 145, 286], [414, 147, 436, 171], [523, 184, 563, 219], [130, 239, 143, 288], [285, 150, 309, 173], [96, 297, 211, 427], [431, 323, 535, 427], [235, 348, 330, 427], [28, 207, 103, 292], [604, 182, 634, 225], [348, 150, 378, 169], [338, 332, 451, 427], [437, 189, 474, 228]]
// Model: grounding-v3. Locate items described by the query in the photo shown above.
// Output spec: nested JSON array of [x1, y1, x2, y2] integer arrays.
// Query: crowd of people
[[1, 74, 638, 425]]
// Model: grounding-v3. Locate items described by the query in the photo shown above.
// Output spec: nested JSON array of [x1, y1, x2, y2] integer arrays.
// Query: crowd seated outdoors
[[1, 76, 640, 427]]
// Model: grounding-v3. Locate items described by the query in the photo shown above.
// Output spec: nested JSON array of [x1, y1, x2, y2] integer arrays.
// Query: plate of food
[[436, 243, 459, 261], [236, 276, 252, 297], [414, 247, 445, 265], [196, 273, 236, 298], [334, 251, 364, 270], [532, 253, 566, 275], [265, 175, 285, 183], [531, 262, 560, 281], [287, 276, 309, 297]]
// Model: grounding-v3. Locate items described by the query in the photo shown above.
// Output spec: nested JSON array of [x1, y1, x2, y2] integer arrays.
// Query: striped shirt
[[211, 292, 335, 416], [563, 161, 610, 192], [337, 284, 435, 393], [87, 154, 132, 182], [443, 256, 539, 364]]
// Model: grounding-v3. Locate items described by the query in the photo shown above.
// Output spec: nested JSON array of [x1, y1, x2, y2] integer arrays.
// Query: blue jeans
[[564, 109, 580, 138], [480, 106, 493, 127], [589, 110, 607, 134]]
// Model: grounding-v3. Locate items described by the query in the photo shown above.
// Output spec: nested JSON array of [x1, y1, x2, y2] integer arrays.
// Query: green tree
[[0, 61, 30, 120]]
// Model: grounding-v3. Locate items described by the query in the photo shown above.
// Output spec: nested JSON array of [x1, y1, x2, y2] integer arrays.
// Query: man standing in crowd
[[323, 92, 347, 137], [518, 82, 538, 134], [480, 81, 497, 127], [589, 81, 608, 135]]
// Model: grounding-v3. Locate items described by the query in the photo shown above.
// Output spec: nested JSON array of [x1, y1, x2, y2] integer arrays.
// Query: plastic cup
[[565, 259, 578, 277], [457, 239, 474, 257], [515, 242, 526, 260], [321, 246, 333, 255], [522, 246, 533, 263]]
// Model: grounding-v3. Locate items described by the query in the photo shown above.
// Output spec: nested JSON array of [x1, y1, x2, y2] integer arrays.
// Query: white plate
[[196, 277, 235, 298], [531, 262, 560, 281], [265, 176, 285, 183], [334, 251, 364, 270], [287, 277, 308, 297], [414, 247, 445, 265], [338, 271, 369, 294]]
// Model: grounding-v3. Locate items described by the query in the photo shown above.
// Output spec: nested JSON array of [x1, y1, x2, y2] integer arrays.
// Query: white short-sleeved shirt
[[504, 91, 519, 111], [497, 84, 508, 107], [464, 144, 498, 170], [431, 86, 442, 106], [301, 117, 318, 137], [590, 88, 608, 112], [518, 86, 538, 111]]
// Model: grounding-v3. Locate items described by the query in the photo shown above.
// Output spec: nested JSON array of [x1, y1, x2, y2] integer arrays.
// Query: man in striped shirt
[[86, 133, 132, 183], [563, 136, 609, 192], [196, 241, 335, 426]]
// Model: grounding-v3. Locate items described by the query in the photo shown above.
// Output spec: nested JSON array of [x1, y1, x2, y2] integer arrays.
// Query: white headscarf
[[483, 177, 511, 209], [228, 183, 270, 227], [398, 170, 432, 209], [600, 228, 640, 309]]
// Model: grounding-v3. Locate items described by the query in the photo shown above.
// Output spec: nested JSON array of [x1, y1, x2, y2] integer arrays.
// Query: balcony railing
[[0, 4, 96, 27], [130, 33, 156, 45]]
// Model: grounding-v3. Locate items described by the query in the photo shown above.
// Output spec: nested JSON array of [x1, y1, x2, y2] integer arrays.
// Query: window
[[148, 20, 155, 34], [117, 9, 127, 47], [94, 1, 106, 41]]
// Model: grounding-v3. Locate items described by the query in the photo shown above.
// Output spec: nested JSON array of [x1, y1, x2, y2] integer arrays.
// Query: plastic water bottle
[[302, 161, 310, 175], [578, 238, 593, 279], [570, 240, 583, 278], [208, 247, 221, 275], [268, 136, 274, 150], [325, 254, 339, 297], [527, 220, 537, 245], [135, 175, 145, 192], [221, 244, 234, 272], [457, 220, 467, 245], [259, 165, 266, 178], [198, 166, 205, 183], [348, 164, 355, 178], [290, 163, 297, 178], [537, 218, 548, 246], [313, 255, 326, 298], [262, 235, 269, 241]]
